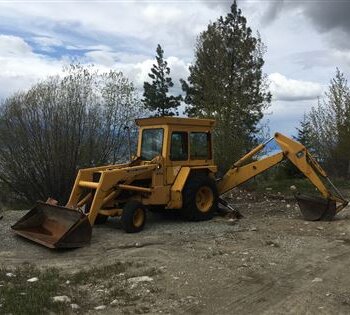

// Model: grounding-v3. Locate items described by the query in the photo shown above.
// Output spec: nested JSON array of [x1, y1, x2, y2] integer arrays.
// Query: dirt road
[[1, 191, 350, 314]]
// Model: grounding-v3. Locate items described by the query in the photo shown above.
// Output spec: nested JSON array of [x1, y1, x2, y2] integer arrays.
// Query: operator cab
[[136, 117, 215, 166]]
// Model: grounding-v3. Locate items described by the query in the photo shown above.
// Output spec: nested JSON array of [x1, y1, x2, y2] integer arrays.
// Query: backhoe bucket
[[295, 193, 336, 221], [11, 202, 92, 248]]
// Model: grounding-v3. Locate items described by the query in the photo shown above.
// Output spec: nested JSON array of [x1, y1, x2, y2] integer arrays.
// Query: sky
[[0, 0, 350, 135]]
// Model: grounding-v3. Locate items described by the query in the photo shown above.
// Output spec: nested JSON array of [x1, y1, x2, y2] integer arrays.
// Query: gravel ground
[[1, 190, 350, 314]]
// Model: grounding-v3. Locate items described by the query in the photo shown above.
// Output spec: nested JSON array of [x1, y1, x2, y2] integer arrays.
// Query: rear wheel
[[121, 201, 146, 233], [182, 175, 218, 221]]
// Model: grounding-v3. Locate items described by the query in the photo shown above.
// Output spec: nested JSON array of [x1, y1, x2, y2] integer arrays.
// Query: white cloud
[[116, 56, 189, 94], [0, 35, 63, 98], [0, 35, 32, 57], [269, 72, 323, 101], [33, 36, 63, 49], [0, 33, 190, 100], [85, 50, 118, 66]]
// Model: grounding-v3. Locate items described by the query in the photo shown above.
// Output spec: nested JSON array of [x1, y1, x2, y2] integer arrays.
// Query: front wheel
[[182, 175, 218, 221], [121, 201, 146, 233]]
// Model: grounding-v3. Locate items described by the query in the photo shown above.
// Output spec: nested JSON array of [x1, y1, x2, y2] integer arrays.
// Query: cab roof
[[135, 116, 216, 128]]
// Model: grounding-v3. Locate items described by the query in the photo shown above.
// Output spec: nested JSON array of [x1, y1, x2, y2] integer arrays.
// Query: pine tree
[[181, 1, 271, 171], [143, 44, 181, 116], [295, 114, 315, 151]]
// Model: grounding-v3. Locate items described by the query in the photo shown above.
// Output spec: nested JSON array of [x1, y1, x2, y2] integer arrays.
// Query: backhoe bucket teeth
[[295, 193, 336, 221], [11, 202, 92, 248]]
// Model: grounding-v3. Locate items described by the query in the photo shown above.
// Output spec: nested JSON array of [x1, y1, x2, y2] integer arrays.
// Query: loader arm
[[217, 132, 348, 218]]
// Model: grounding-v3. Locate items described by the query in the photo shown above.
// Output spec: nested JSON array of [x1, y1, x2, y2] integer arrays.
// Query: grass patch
[[0, 261, 161, 314], [71, 261, 128, 285], [0, 264, 65, 315]]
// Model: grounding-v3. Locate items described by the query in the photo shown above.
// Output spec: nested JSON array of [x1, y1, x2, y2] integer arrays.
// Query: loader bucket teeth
[[295, 193, 336, 221], [11, 202, 92, 249]]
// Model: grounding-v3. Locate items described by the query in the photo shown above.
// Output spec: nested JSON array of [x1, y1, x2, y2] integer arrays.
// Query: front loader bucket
[[295, 193, 336, 221], [11, 202, 92, 249]]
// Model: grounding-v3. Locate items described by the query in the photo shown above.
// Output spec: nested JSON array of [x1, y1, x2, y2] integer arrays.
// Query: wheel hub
[[195, 186, 214, 213], [133, 208, 145, 227]]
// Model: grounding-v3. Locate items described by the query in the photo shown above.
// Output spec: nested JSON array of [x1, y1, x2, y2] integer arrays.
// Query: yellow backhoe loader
[[12, 117, 348, 248]]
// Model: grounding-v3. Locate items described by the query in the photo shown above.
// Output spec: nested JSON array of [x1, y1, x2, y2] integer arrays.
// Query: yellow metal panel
[[142, 186, 171, 205], [166, 166, 181, 185], [167, 167, 191, 209], [217, 152, 284, 195], [136, 116, 215, 127]]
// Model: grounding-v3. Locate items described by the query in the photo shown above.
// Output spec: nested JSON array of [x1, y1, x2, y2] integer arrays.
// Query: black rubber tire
[[121, 201, 146, 233], [182, 174, 218, 221], [94, 214, 108, 225]]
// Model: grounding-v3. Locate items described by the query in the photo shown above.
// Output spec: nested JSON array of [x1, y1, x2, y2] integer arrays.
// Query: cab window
[[140, 128, 164, 160], [190, 132, 211, 160], [170, 132, 188, 161]]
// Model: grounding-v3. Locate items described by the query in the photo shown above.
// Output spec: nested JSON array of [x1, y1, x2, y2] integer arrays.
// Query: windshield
[[140, 128, 164, 160]]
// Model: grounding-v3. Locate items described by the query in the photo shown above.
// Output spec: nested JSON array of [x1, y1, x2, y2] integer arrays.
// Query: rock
[[70, 303, 80, 310], [286, 204, 291, 208], [250, 227, 257, 231], [5, 272, 15, 277], [94, 305, 106, 310], [110, 299, 118, 306], [27, 277, 39, 282], [265, 240, 279, 247], [265, 187, 272, 191], [312, 277, 323, 283], [53, 295, 71, 303], [127, 276, 153, 284], [317, 226, 324, 230], [290, 185, 297, 191], [65, 280, 70, 285]]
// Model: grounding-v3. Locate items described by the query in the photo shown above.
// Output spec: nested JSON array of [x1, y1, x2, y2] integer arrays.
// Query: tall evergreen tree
[[295, 114, 315, 152], [181, 1, 271, 171], [143, 44, 181, 116]]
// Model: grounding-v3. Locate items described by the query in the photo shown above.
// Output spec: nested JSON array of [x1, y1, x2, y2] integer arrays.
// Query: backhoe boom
[[217, 132, 348, 218]]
